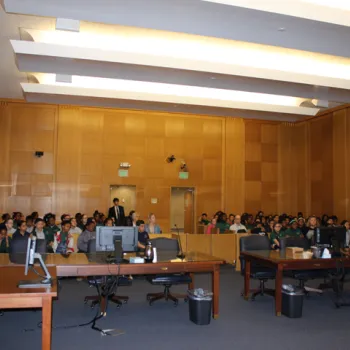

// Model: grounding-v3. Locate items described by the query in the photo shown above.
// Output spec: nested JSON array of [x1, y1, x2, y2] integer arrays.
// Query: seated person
[[33, 218, 46, 240], [26, 215, 34, 234], [44, 214, 60, 243], [77, 218, 96, 253], [53, 220, 74, 254], [0, 226, 11, 253], [12, 220, 31, 241], [245, 215, 255, 230], [285, 219, 302, 238], [125, 210, 138, 227], [199, 213, 210, 225], [270, 222, 286, 249], [5, 218, 16, 235], [206, 218, 218, 234], [229, 215, 247, 233], [104, 217, 113, 227], [216, 213, 231, 233], [145, 213, 162, 234], [69, 218, 82, 234], [137, 220, 149, 250]]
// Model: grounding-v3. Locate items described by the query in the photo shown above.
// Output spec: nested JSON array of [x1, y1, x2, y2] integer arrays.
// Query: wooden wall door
[[110, 185, 136, 217], [184, 189, 194, 234]]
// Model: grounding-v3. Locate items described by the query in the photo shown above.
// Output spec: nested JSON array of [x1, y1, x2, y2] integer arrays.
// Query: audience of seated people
[[0, 206, 348, 254]]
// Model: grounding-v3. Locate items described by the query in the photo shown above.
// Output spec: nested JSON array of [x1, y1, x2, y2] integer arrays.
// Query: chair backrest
[[9, 237, 28, 264], [239, 235, 270, 275], [87, 239, 96, 253], [240, 235, 270, 252], [279, 237, 308, 250], [35, 239, 48, 254], [150, 237, 179, 252]]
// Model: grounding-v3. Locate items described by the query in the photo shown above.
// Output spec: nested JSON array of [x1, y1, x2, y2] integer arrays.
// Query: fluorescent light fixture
[[36, 74, 304, 107], [23, 74, 318, 115], [23, 29, 350, 82]]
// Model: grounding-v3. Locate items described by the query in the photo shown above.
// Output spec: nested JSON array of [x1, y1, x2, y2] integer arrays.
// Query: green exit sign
[[118, 169, 129, 177], [179, 172, 189, 180]]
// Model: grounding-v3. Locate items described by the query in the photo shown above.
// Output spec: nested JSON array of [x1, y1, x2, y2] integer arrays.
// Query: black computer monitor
[[95, 226, 138, 252], [316, 227, 346, 247]]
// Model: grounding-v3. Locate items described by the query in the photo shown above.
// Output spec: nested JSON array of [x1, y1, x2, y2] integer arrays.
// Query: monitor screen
[[95, 226, 138, 252], [317, 227, 346, 247]]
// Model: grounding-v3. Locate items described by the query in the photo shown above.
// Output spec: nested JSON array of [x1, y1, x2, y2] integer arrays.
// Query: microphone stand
[[174, 224, 185, 260]]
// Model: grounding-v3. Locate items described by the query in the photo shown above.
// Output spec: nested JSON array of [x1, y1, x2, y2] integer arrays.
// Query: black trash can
[[282, 285, 304, 318], [188, 290, 212, 325]]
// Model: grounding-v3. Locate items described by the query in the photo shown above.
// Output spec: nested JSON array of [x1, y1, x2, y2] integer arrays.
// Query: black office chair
[[239, 235, 275, 300], [279, 237, 326, 296], [146, 237, 191, 306], [83, 239, 129, 309]]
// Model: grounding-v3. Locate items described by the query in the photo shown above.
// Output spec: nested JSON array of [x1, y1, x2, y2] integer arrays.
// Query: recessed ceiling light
[[278, 27, 286, 32], [210, 77, 217, 80]]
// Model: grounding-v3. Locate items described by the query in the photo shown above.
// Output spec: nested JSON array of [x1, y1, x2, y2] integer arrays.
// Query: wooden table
[[241, 250, 350, 316], [0, 266, 57, 350], [0, 252, 223, 319]]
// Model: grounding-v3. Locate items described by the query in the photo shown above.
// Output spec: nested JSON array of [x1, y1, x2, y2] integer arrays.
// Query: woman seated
[[5, 218, 16, 235], [69, 218, 82, 234], [145, 213, 162, 234], [125, 210, 139, 227], [206, 218, 218, 234], [12, 220, 31, 241]]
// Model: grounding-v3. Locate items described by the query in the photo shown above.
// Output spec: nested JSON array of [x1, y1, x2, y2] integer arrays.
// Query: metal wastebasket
[[282, 285, 304, 318], [188, 289, 213, 325]]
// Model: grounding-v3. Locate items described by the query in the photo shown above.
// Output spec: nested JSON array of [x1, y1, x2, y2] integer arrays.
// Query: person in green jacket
[[216, 213, 230, 233], [44, 214, 60, 251], [0, 226, 11, 253], [285, 219, 302, 238], [270, 222, 286, 249]]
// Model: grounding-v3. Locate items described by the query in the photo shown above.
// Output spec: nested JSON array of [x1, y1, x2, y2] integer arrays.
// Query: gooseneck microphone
[[174, 224, 185, 260]]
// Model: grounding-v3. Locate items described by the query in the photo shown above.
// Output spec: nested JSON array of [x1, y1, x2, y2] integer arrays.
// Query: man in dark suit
[[108, 198, 125, 226]]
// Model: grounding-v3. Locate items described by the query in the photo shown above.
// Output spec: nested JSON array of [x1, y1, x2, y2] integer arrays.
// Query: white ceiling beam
[[11, 40, 350, 92], [4, 0, 350, 58], [21, 83, 318, 116]]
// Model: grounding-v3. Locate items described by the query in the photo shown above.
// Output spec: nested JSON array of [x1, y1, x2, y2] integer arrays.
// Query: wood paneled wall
[[1, 100, 349, 229]]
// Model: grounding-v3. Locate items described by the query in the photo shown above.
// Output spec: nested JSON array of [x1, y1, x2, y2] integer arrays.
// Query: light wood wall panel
[[5, 100, 350, 226], [0, 102, 57, 215]]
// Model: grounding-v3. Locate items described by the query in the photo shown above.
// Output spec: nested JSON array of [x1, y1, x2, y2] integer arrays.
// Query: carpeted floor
[[1, 266, 350, 350]]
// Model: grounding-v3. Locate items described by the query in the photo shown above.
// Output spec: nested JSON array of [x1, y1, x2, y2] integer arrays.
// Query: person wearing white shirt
[[69, 218, 82, 234], [33, 218, 46, 240], [5, 219, 16, 235], [229, 215, 247, 233]]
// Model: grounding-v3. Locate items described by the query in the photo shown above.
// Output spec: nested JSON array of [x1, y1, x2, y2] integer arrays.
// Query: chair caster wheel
[[0, 311, 3, 316], [174, 301, 178, 307], [184, 298, 188, 303], [123, 300, 128, 304], [90, 304, 95, 309], [146, 296, 151, 301], [116, 304, 121, 309], [84, 298, 88, 304], [149, 301, 153, 306]]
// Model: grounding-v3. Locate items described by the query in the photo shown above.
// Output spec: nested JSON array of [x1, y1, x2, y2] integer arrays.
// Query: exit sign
[[179, 172, 189, 179], [118, 169, 129, 177]]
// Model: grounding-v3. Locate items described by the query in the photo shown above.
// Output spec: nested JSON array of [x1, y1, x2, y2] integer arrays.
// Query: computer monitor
[[316, 227, 346, 247], [95, 226, 138, 252]]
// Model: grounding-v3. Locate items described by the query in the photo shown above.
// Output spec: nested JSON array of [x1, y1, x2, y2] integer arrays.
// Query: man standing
[[108, 198, 125, 226]]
